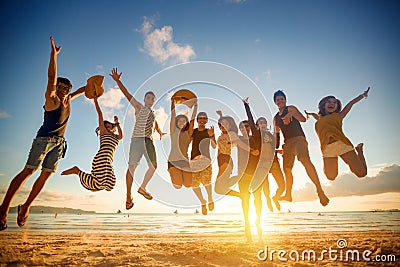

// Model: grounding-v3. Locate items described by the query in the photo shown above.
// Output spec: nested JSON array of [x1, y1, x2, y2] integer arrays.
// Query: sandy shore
[[0, 231, 398, 266]]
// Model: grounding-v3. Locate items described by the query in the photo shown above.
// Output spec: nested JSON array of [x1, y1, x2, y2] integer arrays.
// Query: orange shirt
[[315, 113, 353, 152]]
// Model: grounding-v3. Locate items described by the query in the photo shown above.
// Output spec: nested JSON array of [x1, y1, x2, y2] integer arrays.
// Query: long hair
[[318, 96, 342, 116], [175, 114, 190, 132], [218, 116, 238, 134], [95, 120, 118, 135]]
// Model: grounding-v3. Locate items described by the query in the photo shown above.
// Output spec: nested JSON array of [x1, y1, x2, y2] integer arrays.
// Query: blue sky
[[0, 0, 399, 213]]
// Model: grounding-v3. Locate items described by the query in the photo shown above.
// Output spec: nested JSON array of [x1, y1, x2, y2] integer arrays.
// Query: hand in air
[[50, 36, 61, 55], [114, 116, 119, 124], [208, 126, 215, 137], [362, 87, 370, 99], [110, 68, 122, 82]]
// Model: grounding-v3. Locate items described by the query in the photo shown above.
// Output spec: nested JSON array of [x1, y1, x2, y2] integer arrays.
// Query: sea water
[[4, 211, 399, 233]]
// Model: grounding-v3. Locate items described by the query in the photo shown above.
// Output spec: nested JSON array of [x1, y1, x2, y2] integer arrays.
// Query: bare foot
[[126, 197, 134, 210], [201, 204, 207, 215], [0, 210, 7, 231], [280, 195, 292, 202], [272, 195, 281, 211], [61, 166, 79, 175], [318, 191, 329, 207], [208, 201, 214, 211], [266, 198, 273, 212], [17, 204, 29, 227]]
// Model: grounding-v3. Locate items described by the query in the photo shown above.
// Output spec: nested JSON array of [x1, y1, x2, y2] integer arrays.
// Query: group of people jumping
[[0, 36, 369, 242]]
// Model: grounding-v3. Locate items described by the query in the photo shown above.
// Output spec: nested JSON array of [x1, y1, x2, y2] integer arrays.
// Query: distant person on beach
[[61, 96, 123, 191], [273, 90, 329, 207], [0, 36, 86, 230], [110, 68, 165, 210], [168, 97, 196, 188], [190, 111, 216, 215], [305, 87, 369, 180]]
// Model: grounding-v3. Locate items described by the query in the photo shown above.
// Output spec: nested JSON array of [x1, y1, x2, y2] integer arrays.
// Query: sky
[[0, 0, 399, 214]]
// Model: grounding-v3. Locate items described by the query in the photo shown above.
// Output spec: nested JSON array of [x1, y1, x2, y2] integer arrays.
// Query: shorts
[[282, 136, 310, 169], [322, 141, 354, 158], [129, 137, 157, 167], [25, 136, 66, 173], [191, 158, 212, 188], [167, 160, 190, 171]]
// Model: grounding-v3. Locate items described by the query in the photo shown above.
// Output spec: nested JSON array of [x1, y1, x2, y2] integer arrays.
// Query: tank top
[[37, 102, 70, 137], [191, 128, 211, 160], [274, 106, 305, 141], [168, 129, 191, 161], [315, 113, 353, 151]]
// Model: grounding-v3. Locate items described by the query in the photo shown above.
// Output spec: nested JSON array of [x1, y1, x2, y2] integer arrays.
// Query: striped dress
[[79, 133, 119, 191]]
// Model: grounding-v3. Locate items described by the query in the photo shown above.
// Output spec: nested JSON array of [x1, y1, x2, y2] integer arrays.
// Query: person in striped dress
[[61, 96, 123, 191]]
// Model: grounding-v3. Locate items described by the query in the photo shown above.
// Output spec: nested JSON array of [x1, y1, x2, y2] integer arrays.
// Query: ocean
[[4, 211, 399, 233]]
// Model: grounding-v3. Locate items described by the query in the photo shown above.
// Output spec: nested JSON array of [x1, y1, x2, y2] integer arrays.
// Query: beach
[[1, 231, 398, 266]]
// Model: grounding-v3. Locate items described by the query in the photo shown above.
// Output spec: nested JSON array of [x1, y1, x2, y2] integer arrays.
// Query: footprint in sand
[[88, 250, 105, 257]]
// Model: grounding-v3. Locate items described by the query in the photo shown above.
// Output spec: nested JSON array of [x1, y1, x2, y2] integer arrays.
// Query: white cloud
[[293, 164, 400, 202], [225, 0, 246, 3], [154, 106, 169, 136], [0, 110, 10, 118], [85, 87, 125, 120], [139, 17, 196, 65], [264, 69, 271, 80]]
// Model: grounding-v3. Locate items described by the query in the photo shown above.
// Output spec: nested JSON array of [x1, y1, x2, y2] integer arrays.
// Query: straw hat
[[85, 75, 105, 99], [172, 89, 197, 108]]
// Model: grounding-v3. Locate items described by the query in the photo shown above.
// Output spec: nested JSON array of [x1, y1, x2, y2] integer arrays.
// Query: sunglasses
[[57, 85, 71, 92], [197, 116, 208, 119]]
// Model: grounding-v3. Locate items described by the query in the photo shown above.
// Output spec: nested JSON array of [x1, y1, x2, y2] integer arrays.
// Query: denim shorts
[[25, 136, 65, 173], [128, 137, 157, 167]]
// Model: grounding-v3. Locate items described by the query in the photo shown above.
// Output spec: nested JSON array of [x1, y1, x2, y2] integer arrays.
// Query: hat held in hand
[[85, 75, 105, 99], [172, 89, 197, 108]]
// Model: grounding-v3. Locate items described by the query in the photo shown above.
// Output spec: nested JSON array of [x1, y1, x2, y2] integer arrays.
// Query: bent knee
[[23, 167, 36, 176], [354, 169, 367, 178], [325, 170, 338, 181], [172, 184, 182, 189]]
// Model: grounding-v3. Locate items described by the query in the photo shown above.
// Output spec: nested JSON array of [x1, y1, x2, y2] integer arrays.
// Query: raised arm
[[114, 116, 123, 140], [208, 126, 217, 149], [46, 36, 60, 97], [243, 98, 257, 134], [170, 99, 177, 135], [109, 68, 142, 113], [94, 97, 107, 135], [340, 87, 370, 119], [188, 99, 198, 138]]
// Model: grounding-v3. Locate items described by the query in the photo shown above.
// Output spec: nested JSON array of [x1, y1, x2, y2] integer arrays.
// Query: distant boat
[[174, 210, 178, 214], [195, 209, 199, 214], [117, 210, 121, 214]]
